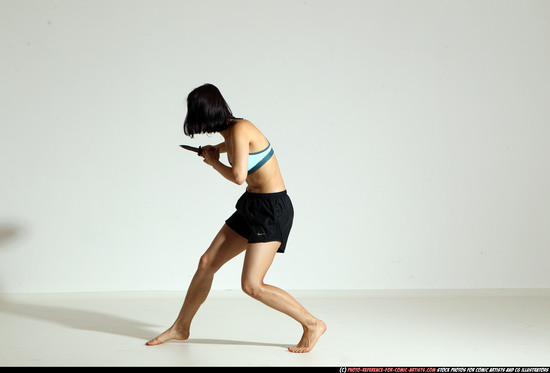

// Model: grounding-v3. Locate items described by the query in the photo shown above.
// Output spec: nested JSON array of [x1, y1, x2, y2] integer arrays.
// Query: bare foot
[[288, 319, 326, 353], [145, 327, 189, 346]]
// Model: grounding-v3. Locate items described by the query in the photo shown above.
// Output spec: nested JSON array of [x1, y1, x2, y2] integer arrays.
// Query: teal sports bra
[[229, 141, 274, 174], [247, 142, 274, 174]]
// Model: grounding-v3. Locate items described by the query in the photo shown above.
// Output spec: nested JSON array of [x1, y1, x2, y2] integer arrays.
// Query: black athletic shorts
[[225, 190, 294, 253]]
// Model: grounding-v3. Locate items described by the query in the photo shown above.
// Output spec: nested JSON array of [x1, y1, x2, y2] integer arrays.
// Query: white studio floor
[[0, 289, 549, 367]]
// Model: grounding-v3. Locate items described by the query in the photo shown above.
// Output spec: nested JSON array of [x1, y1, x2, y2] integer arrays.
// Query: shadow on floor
[[0, 298, 155, 340], [174, 338, 289, 349], [0, 298, 292, 349]]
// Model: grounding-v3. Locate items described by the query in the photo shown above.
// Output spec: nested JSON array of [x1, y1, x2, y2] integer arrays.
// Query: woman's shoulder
[[231, 119, 268, 149], [233, 118, 252, 127], [232, 119, 259, 134]]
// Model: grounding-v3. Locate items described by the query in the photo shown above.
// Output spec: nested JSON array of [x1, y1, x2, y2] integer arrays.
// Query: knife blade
[[179, 145, 203, 155]]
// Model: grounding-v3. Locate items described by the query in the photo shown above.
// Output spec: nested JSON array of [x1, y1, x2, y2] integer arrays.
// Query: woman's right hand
[[202, 146, 220, 167], [199, 145, 217, 157], [200, 142, 226, 157]]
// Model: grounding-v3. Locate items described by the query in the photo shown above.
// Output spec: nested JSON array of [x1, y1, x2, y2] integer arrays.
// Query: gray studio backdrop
[[1, 0, 549, 293]]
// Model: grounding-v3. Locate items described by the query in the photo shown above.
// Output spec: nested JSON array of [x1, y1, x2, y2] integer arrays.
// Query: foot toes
[[145, 338, 161, 346], [288, 346, 309, 353]]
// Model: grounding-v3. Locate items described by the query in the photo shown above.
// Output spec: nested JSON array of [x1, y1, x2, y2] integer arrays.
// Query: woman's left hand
[[202, 146, 220, 166]]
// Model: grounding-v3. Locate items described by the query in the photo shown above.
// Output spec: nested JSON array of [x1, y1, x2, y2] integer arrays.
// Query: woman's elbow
[[235, 175, 247, 185], [234, 170, 247, 185]]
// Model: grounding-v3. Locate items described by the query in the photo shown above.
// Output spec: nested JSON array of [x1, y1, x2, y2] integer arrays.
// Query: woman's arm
[[202, 123, 248, 185], [202, 142, 226, 154], [212, 158, 246, 185], [215, 142, 226, 153], [202, 147, 247, 185]]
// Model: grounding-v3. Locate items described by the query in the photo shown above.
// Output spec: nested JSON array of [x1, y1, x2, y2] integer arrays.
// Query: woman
[[146, 84, 326, 353]]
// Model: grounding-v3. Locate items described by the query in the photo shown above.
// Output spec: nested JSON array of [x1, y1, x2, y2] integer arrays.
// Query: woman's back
[[224, 120, 285, 193]]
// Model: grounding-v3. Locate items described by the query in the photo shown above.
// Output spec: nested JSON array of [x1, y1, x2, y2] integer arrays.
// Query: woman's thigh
[[199, 223, 249, 272], [241, 241, 281, 286]]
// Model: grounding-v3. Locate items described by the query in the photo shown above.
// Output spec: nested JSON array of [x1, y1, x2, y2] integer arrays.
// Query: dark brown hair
[[183, 84, 235, 138]]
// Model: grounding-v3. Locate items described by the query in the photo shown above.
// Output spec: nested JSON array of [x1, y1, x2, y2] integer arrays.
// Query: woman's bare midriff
[[245, 154, 286, 193]]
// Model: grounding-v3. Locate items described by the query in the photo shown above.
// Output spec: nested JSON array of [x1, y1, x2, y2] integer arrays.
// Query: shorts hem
[[225, 190, 292, 254]]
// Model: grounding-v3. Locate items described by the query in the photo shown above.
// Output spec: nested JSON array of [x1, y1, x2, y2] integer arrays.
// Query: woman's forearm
[[211, 159, 246, 185], [215, 142, 227, 153]]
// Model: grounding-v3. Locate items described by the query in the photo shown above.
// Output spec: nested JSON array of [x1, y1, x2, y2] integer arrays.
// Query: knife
[[179, 145, 203, 156]]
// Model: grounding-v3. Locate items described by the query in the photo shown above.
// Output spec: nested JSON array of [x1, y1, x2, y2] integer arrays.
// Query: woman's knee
[[197, 253, 217, 276], [241, 277, 264, 299]]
